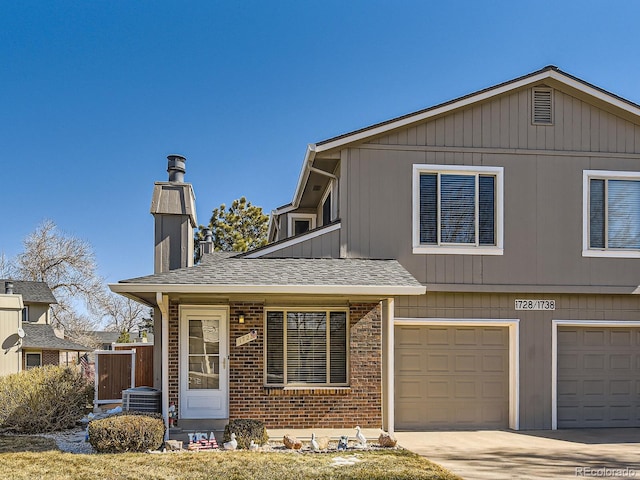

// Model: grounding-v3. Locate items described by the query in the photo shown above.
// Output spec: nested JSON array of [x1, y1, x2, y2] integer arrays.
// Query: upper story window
[[288, 213, 317, 237], [583, 170, 640, 258], [412, 164, 504, 255], [21, 306, 29, 322], [265, 308, 348, 387], [322, 190, 332, 226]]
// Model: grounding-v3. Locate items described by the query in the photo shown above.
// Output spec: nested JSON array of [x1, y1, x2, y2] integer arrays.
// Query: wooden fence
[[93, 344, 154, 406]]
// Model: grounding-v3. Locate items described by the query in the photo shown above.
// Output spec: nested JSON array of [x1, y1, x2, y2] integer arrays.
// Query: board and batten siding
[[341, 86, 640, 289], [261, 228, 340, 259], [395, 292, 640, 430], [366, 89, 640, 153]]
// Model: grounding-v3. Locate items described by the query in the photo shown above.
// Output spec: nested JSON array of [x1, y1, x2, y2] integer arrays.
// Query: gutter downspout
[[157, 292, 169, 439]]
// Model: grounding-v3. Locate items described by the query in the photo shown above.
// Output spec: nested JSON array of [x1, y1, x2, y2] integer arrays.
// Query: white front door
[[179, 306, 228, 419]]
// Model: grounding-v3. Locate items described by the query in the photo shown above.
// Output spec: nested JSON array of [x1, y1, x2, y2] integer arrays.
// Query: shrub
[[223, 419, 268, 449], [0, 365, 93, 433], [88, 412, 165, 453]]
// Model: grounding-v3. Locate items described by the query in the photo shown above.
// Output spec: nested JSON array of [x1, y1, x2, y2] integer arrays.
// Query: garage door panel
[[557, 326, 640, 428], [396, 325, 509, 430], [426, 354, 449, 371]]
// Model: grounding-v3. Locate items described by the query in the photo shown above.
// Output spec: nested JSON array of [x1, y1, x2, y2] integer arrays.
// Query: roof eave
[[109, 282, 425, 297]]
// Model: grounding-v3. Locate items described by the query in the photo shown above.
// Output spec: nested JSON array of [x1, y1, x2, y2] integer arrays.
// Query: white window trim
[[551, 319, 640, 430], [287, 213, 317, 237], [395, 318, 519, 430], [412, 164, 504, 255], [320, 180, 336, 226], [582, 169, 640, 258], [264, 307, 350, 388], [22, 305, 29, 323]]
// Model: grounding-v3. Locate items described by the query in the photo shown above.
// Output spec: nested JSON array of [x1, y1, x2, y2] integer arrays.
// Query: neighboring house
[[0, 280, 91, 372], [111, 66, 640, 433], [89, 330, 154, 351]]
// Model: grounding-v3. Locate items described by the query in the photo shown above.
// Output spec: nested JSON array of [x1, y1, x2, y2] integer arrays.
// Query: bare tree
[[11, 220, 106, 331], [99, 293, 151, 333]]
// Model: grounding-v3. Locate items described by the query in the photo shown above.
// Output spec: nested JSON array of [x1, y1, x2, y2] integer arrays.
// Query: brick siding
[[41, 349, 59, 366], [167, 301, 383, 428]]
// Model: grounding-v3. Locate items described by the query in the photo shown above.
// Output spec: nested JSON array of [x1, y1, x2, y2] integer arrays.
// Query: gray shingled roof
[[0, 280, 57, 304], [120, 254, 423, 289], [22, 323, 92, 351]]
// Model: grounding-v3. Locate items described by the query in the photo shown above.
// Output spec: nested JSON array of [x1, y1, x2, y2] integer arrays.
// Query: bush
[[223, 419, 268, 449], [88, 412, 165, 453], [0, 365, 93, 433]]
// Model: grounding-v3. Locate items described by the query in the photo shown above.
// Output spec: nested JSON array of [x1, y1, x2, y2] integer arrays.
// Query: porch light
[[238, 313, 245, 324]]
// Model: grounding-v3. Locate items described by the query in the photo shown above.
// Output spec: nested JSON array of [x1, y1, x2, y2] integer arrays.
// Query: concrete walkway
[[394, 429, 640, 479]]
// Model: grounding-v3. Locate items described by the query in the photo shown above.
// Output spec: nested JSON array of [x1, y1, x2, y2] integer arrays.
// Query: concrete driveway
[[395, 429, 640, 479]]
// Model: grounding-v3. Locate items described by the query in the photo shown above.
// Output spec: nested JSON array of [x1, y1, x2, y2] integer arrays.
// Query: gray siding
[[395, 292, 640, 430], [261, 228, 340, 258], [342, 87, 640, 289], [367, 89, 640, 153]]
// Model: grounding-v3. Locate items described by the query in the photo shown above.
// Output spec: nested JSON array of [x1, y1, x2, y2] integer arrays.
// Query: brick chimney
[[150, 155, 197, 273]]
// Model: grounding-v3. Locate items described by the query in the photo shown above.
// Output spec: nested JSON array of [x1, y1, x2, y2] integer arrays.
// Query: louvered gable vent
[[532, 88, 553, 125]]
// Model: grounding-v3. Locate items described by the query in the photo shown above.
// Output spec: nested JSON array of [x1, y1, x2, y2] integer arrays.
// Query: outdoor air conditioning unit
[[122, 386, 161, 413]]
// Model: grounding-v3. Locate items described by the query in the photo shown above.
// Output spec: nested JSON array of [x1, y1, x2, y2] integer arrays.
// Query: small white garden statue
[[224, 433, 237, 450], [355, 426, 367, 448], [310, 433, 320, 452]]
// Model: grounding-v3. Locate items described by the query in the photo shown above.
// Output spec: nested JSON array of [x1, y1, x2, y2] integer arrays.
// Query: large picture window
[[413, 164, 503, 255], [265, 309, 348, 386], [584, 170, 640, 257]]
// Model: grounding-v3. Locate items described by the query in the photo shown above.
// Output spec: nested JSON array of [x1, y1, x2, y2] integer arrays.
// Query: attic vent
[[532, 88, 553, 125]]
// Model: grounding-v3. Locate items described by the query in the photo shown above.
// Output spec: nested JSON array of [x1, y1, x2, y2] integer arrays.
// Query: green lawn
[[0, 436, 460, 480]]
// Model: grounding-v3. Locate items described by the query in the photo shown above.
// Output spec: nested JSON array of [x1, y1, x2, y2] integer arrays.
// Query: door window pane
[[188, 319, 219, 390]]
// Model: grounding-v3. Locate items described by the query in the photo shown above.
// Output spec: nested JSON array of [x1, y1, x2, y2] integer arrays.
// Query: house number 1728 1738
[[514, 299, 556, 311]]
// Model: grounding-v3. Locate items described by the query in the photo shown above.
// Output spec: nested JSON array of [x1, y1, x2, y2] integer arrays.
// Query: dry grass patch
[[0, 444, 460, 480]]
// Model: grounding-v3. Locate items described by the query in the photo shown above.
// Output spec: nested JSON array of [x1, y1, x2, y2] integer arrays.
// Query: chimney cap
[[167, 154, 186, 182]]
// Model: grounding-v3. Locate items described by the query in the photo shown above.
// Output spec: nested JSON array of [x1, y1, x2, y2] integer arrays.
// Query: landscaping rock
[[283, 434, 302, 450], [316, 436, 330, 450], [165, 440, 183, 451], [378, 432, 397, 448]]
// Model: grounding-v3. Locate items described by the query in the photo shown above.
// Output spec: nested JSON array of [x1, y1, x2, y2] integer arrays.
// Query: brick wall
[[167, 301, 383, 428], [168, 302, 179, 412], [41, 349, 59, 366], [228, 302, 382, 428]]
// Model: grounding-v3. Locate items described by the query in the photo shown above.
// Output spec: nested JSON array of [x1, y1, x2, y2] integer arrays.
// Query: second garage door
[[395, 325, 509, 430], [557, 326, 640, 428]]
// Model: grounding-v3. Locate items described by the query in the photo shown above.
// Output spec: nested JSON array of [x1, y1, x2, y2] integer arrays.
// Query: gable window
[[584, 170, 640, 257], [413, 164, 504, 255], [287, 213, 317, 237], [25, 352, 41, 369], [265, 308, 348, 386]]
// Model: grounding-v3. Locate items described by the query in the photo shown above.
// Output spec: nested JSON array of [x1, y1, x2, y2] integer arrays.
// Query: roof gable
[[314, 66, 640, 152], [0, 280, 57, 304]]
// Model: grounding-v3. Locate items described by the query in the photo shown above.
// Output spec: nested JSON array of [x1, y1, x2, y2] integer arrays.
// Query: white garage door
[[557, 327, 640, 428], [395, 325, 509, 430]]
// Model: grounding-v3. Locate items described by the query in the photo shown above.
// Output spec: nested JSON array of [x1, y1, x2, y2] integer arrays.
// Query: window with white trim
[[287, 213, 317, 237], [25, 352, 41, 369], [265, 309, 348, 386], [413, 164, 504, 255], [584, 170, 640, 257], [21, 305, 29, 323]]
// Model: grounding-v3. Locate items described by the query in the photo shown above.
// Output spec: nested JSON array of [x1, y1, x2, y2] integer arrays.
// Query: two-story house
[[112, 66, 640, 433], [0, 280, 91, 373]]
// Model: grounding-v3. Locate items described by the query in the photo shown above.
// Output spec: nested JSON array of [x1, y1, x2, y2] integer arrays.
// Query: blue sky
[[1, 0, 639, 285]]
